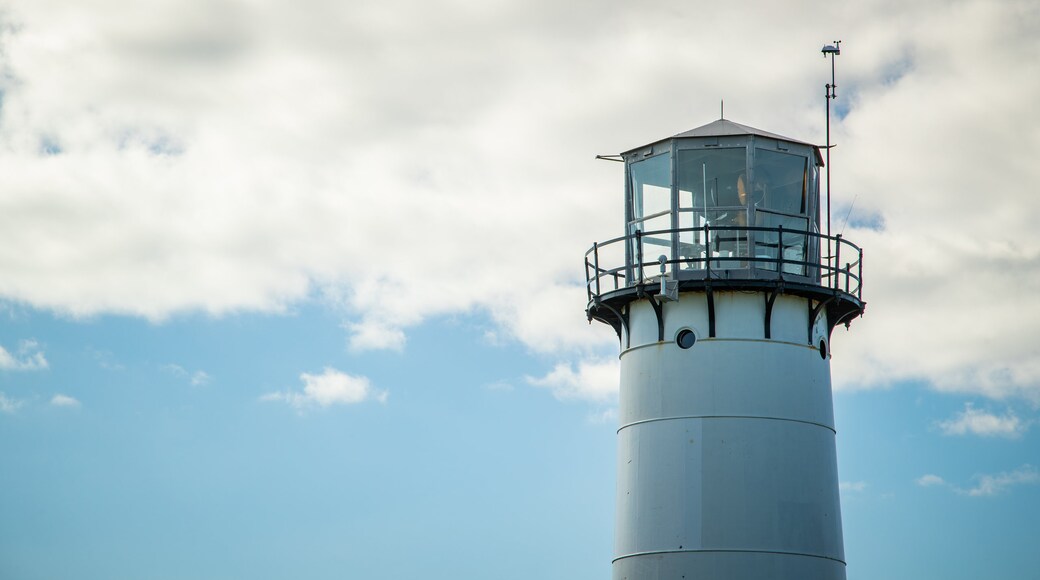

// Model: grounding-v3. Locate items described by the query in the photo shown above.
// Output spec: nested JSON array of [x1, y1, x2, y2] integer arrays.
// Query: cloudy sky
[[1, 0, 1038, 578]]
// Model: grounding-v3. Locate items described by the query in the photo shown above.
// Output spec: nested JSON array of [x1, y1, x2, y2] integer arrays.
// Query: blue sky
[[1, 306, 618, 580], [1, 0, 1039, 579]]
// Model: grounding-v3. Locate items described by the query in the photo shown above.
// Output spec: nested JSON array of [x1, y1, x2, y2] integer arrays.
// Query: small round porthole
[[819, 339, 828, 359], [676, 329, 697, 350]]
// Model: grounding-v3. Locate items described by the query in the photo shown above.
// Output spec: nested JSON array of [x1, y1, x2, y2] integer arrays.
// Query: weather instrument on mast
[[822, 40, 841, 263]]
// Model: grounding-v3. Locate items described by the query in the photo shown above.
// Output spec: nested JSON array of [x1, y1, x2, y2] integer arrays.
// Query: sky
[[0, 0, 1038, 578]]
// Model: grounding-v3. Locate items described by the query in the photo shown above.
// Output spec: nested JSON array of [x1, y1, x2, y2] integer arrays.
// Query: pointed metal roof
[[623, 118, 823, 164], [671, 118, 813, 145]]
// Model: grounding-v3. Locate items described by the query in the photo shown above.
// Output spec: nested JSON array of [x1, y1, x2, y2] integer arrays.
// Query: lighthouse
[[584, 119, 865, 579]]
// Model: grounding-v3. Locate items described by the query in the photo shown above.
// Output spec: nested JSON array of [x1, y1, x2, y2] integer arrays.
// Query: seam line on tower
[[617, 414, 836, 434], [612, 548, 847, 565], [619, 337, 822, 357]]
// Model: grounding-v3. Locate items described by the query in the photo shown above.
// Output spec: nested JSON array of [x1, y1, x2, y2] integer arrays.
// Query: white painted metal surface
[[613, 291, 845, 580]]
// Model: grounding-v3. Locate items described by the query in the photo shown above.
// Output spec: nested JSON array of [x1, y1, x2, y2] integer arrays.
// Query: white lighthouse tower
[[584, 118, 865, 580]]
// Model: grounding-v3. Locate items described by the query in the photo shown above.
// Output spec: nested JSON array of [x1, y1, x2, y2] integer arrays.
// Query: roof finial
[[720, 99, 725, 120]]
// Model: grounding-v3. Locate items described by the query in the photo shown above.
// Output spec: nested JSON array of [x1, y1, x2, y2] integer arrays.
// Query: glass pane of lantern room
[[754, 149, 807, 216], [677, 148, 747, 270], [752, 149, 810, 275], [628, 152, 672, 281]]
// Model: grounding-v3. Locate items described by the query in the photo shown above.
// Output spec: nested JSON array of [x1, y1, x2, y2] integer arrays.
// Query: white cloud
[[261, 367, 386, 410], [89, 348, 125, 371], [50, 394, 80, 407], [162, 364, 211, 386], [937, 403, 1028, 438], [527, 358, 619, 404], [916, 474, 947, 487], [0, 392, 26, 413], [827, 0, 1040, 400], [345, 320, 407, 353], [961, 465, 1040, 497], [840, 481, 868, 493], [588, 407, 619, 424], [0, 339, 48, 371], [917, 466, 1040, 497], [483, 380, 514, 392], [482, 330, 503, 346], [0, 0, 1036, 403]]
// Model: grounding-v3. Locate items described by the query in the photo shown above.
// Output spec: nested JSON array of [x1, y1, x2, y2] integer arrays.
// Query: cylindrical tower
[[584, 119, 865, 580]]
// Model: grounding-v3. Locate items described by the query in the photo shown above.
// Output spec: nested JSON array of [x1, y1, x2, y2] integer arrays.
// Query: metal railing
[[584, 224, 863, 305]]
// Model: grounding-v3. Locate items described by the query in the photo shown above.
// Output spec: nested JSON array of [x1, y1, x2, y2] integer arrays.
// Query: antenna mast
[[822, 40, 841, 263]]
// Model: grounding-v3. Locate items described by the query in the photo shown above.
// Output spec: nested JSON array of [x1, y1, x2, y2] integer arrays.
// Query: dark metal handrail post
[[585, 258, 592, 304], [833, 234, 842, 290], [593, 241, 601, 299], [778, 224, 784, 274], [705, 224, 712, 277], [636, 230, 644, 285], [858, 250, 864, 298]]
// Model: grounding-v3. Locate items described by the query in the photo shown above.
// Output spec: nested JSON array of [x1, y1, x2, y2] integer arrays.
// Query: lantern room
[[622, 118, 824, 281], [584, 118, 864, 341]]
